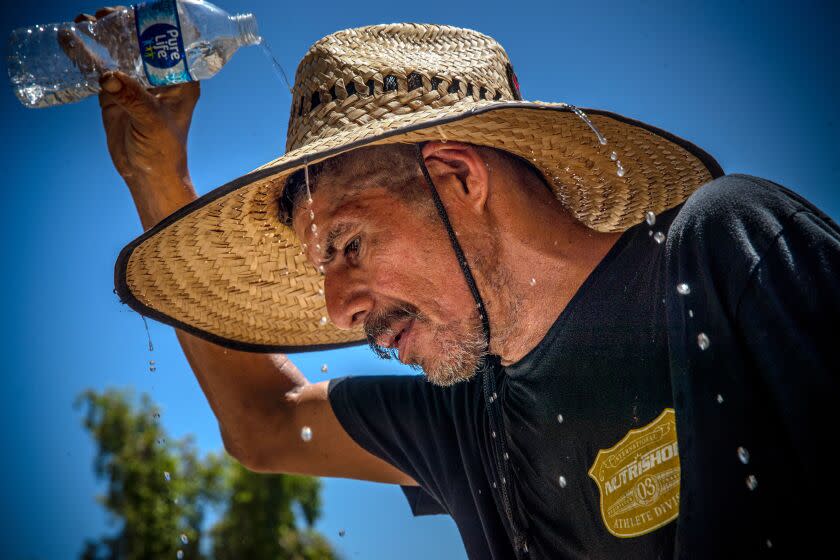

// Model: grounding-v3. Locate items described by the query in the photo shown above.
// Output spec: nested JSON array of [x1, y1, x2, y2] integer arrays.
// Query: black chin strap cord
[[414, 143, 492, 346], [414, 142, 528, 557]]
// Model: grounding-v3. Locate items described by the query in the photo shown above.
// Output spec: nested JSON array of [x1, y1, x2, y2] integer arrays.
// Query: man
[[82, 11, 837, 558]]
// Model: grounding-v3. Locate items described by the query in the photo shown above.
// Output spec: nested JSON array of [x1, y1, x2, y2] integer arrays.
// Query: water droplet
[[697, 332, 710, 350], [737, 446, 750, 464], [302, 243, 308, 252], [557, 413, 564, 423], [491, 431, 497, 439], [319, 316, 328, 326], [648, 230, 653, 237], [164, 471, 171, 482], [676, 283, 691, 295], [321, 363, 328, 373], [180, 534, 188, 545], [746, 474, 758, 491], [616, 161, 626, 177], [27, 28, 32, 34], [304, 163, 313, 204], [310, 223, 317, 233], [569, 106, 607, 145], [142, 315, 154, 352], [492, 481, 497, 488], [716, 394, 724, 404], [503, 452, 509, 460], [318, 265, 325, 274], [653, 231, 666, 244], [317, 288, 324, 296], [301, 426, 313, 442], [315, 244, 321, 251], [177, 551, 184, 559], [766, 539, 772, 549], [645, 211, 656, 226], [309, 209, 315, 220], [339, 529, 346, 537], [688, 309, 694, 318], [558, 475, 567, 488], [529, 277, 536, 287], [610, 151, 618, 161], [492, 392, 498, 401], [149, 365, 156, 372]]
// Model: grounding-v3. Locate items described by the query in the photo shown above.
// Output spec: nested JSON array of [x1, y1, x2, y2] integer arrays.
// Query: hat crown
[[286, 23, 520, 152]]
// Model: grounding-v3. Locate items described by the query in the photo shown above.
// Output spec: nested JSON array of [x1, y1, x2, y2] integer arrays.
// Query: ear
[[421, 141, 490, 213]]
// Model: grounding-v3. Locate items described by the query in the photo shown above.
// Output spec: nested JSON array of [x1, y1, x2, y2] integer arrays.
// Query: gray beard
[[367, 235, 519, 387]]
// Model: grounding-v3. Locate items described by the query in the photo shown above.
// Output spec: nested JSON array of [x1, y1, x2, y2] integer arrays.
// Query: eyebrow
[[321, 221, 356, 261]]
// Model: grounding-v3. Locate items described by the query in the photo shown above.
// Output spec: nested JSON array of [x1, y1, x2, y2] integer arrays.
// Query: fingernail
[[102, 73, 122, 93]]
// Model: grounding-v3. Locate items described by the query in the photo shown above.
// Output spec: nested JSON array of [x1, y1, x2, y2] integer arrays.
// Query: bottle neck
[[231, 13, 260, 46]]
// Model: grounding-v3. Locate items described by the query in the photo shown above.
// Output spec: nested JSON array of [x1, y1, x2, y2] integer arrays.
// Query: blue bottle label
[[134, 0, 192, 86]]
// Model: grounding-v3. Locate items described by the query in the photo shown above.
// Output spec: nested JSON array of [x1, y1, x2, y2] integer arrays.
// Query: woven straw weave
[[116, 24, 719, 352]]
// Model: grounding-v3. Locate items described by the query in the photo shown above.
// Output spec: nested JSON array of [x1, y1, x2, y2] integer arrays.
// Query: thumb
[[99, 72, 158, 123]]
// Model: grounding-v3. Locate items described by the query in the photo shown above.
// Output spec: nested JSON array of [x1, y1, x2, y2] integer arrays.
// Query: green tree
[[210, 463, 335, 560], [77, 389, 337, 560]]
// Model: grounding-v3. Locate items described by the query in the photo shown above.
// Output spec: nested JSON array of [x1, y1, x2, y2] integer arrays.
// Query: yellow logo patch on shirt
[[588, 408, 680, 538]]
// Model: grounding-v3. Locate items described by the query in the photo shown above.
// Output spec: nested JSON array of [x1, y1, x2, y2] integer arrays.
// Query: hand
[[72, 8, 201, 186]]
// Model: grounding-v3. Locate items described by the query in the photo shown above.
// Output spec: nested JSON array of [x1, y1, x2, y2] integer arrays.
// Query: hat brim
[[115, 100, 722, 353]]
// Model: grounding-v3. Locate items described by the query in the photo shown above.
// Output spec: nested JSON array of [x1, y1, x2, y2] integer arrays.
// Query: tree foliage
[[76, 389, 338, 560]]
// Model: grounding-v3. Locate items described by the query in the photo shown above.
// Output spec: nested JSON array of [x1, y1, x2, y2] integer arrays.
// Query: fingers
[[57, 26, 105, 75], [155, 81, 201, 108], [99, 71, 159, 124], [75, 6, 122, 23], [94, 7, 119, 19]]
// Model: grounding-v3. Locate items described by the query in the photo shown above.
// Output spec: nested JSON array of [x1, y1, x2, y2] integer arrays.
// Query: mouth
[[366, 304, 424, 364], [375, 318, 416, 364], [395, 319, 415, 364]]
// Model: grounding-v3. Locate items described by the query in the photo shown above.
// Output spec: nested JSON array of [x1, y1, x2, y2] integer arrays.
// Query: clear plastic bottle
[[7, 0, 260, 108]]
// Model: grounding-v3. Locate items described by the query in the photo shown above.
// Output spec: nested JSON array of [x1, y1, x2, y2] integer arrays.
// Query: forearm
[[128, 174, 309, 457], [177, 330, 308, 460], [126, 169, 197, 230]]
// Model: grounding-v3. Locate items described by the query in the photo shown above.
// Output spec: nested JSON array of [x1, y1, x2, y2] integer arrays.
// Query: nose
[[324, 269, 373, 330]]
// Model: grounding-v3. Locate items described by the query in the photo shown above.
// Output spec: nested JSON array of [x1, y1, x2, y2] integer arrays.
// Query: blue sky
[[1, 1, 838, 558]]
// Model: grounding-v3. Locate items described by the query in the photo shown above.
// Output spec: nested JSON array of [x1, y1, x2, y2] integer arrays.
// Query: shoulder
[[670, 174, 807, 244], [666, 174, 818, 259], [664, 174, 815, 309]]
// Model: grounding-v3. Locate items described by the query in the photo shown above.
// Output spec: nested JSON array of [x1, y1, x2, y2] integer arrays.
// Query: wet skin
[[293, 142, 623, 384], [293, 176, 480, 383]]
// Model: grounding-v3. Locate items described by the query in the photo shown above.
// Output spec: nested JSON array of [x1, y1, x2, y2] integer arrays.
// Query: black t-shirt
[[327, 175, 840, 559]]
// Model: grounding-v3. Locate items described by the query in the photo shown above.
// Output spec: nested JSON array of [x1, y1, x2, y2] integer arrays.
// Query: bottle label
[[134, 0, 192, 86]]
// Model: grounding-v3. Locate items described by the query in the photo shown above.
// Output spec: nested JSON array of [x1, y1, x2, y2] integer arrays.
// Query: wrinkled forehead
[[288, 143, 427, 245], [290, 175, 392, 244]]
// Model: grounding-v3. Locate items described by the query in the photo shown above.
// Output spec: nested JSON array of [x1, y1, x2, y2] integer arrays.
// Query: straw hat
[[115, 23, 722, 352]]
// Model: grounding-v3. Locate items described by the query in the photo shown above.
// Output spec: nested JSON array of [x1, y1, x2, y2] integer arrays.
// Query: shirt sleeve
[[733, 205, 840, 472], [664, 174, 840, 556], [328, 374, 471, 516]]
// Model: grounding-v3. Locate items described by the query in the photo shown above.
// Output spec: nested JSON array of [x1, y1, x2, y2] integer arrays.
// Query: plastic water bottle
[[7, 0, 260, 108]]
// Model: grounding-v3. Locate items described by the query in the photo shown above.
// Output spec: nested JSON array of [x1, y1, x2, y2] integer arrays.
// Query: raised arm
[[79, 8, 414, 486]]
